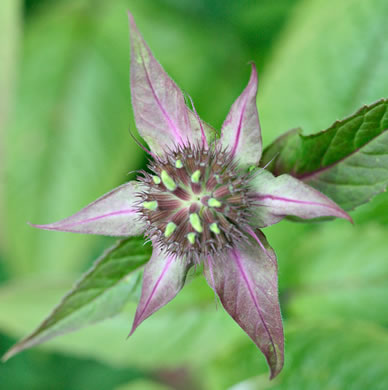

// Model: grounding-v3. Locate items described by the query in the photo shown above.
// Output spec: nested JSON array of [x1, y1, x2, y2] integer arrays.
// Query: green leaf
[[285, 223, 388, 327], [223, 321, 388, 390], [352, 191, 388, 225], [2, 236, 152, 361], [0, 274, 246, 370], [261, 100, 388, 211]]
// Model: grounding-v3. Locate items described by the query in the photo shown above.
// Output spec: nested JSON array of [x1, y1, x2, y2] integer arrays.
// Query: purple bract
[[32, 12, 351, 379]]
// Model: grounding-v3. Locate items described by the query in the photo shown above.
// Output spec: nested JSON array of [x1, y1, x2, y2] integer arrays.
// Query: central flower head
[[138, 144, 252, 263]]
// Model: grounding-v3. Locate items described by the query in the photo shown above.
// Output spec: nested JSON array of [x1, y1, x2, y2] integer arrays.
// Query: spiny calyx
[[138, 144, 253, 262]]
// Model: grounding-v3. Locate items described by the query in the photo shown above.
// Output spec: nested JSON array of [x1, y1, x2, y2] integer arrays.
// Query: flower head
[[33, 13, 351, 379], [137, 143, 255, 264]]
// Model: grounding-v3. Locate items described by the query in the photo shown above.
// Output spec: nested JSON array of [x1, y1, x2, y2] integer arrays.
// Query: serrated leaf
[[261, 100, 388, 211], [2, 236, 152, 361]]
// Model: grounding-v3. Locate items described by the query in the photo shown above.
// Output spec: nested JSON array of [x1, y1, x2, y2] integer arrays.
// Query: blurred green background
[[1, 0, 388, 389]]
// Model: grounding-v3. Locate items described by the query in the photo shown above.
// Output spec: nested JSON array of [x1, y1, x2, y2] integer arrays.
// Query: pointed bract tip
[[268, 360, 284, 380], [248, 62, 258, 84], [264, 341, 283, 380], [27, 221, 65, 232], [2, 345, 19, 363], [127, 11, 139, 34], [126, 325, 136, 340], [127, 316, 141, 339], [27, 221, 50, 230], [127, 11, 142, 35], [335, 206, 353, 224], [127, 10, 134, 23], [249, 61, 257, 72], [344, 211, 354, 225]]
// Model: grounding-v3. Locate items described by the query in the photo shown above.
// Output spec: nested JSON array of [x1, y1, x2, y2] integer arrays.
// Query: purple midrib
[[231, 98, 248, 158], [138, 48, 184, 145], [135, 254, 175, 325], [254, 194, 338, 210], [252, 193, 351, 222], [232, 248, 278, 366], [38, 209, 137, 229], [244, 226, 277, 267]]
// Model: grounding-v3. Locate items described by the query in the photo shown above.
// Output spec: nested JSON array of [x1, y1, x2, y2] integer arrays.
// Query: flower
[[32, 13, 351, 379]]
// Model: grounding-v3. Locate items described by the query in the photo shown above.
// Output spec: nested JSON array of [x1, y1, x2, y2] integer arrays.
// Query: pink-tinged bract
[[220, 64, 262, 168], [129, 13, 196, 155], [130, 245, 191, 335], [205, 231, 283, 379], [31, 182, 145, 236], [29, 12, 353, 379], [249, 170, 352, 227]]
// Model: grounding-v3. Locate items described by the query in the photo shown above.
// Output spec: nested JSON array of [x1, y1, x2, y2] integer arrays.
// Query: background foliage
[[0, 0, 387, 389]]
